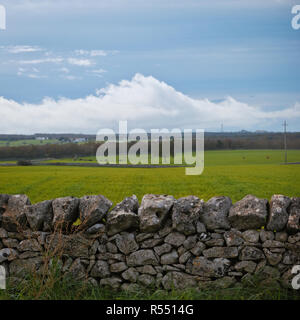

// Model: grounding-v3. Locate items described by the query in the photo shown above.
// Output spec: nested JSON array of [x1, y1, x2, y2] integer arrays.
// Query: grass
[[0, 267, 299, 300], [0, 139, 60, 148], [0, 150, 299, 205]]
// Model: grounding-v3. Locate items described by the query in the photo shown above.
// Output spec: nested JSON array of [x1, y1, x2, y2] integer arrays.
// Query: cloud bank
[[0, 74, 299, 134]]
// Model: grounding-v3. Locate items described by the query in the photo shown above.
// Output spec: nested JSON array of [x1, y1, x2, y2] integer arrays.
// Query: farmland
[[0, 149, 299, 205]]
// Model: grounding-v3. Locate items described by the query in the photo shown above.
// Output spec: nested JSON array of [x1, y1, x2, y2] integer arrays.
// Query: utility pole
[[283, 120, 288, 164]]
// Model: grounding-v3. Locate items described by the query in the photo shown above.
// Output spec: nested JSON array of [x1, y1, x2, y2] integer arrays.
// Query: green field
[[0, 139, 60, 147], [0, 150, 299, 205]]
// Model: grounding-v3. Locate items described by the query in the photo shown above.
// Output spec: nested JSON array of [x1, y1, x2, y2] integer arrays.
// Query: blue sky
[[0, 0, 300, 133]]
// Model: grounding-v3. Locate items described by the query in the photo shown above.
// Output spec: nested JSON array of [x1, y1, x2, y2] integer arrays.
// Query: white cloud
[[1, 45, 44, 54], [0, 73, 299, 134], [19, 58, 63, 65], [68, 58, 93, 66], [75, 49, 107, 57]]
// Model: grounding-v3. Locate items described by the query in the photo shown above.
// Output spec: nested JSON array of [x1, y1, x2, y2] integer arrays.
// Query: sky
[[0, 0, 300, 133]]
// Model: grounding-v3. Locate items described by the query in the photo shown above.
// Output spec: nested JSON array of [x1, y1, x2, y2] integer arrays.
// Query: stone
[[100, 277, 122, 289], [172, 196, 204, 235], [122, 267, 139, 282], [183, 235, 198, 250], [263, 249, 282, 266], [106, 210, 139, 236], [2, 238, 19, 248], [189, 256, 230, 277], [138, 194, 175, 232], [205, 238, 224, 247], [141, 238, 163, 248], [239, 246, 264, 261], [0, 248, 18, 263], [162, 271, 197, 290], [275, 232, 288, 242], [228, 195, 268, 230], [17, 239, 42, 252], [136, 265, 156, 275], [90, 260, 110, 278], [164, 232, 186, 247], [2, 195, 31, 232], [110, 262, 128, 273], [286, 197, 300, 234], [136, 233, 153, 242], [111, 195, 139, 214], [242, 230, 260, 243], [224, 229, 244, 246], [52, 197, 79, 229], [19, 251, 40, 259], [89, 240, 99, 256], [25, 200, 53, 232], [234, 261, 257, 273], [179, 251, 192, 264], [288, 233, 300, 243], [154, 243, 172, 256], [201, 196, 231, 230], [161, 250, 179, 264], [260, 266, 280, 279], [266, 195, 291, 231], [262, 240, 285, 248], [9, 257, 43, 277], [106, 242, 117, 253], [190, 242, 206, 256], [210, 276, 236, 289], [45, 233, 92, 258], [85, 223, 106, 235], [69, 258, 86, 279], [282, 251, 297, 265], [78, 195, 112, 229], [203, 247, 238, 259], [127, 250, 159, 266], [138, 274, 155, 287], [260, 230, 274, 242], [196, 222, 207, 233], [0, 228, 8, 238], [115, 233, 138, 255]]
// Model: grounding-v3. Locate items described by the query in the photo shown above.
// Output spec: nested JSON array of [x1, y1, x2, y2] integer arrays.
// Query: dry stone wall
[[0, 193, 299, 291]]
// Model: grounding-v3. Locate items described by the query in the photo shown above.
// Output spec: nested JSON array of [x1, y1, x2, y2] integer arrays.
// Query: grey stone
[[201, 196, 231, 230], [224, 229, 244, 246], [17, 239, 42, 252], [2, 195, 31, 232], [0, 228, 8, 238], [138, 194, 175, 233], [0, 248, 18, 263], [183, 235, 198, 250], [189, 256, 230, 277], [138, 274, 155, 287], [262, 240, 285, 248], [141, 238, 163, 248], [162, 271, 197, 290], [205, 238, 224, 247], [179, 251, 192, 264], [234, 261, 257, 273], [161, 250, 179, 264], [287, 197, 300, 234], [122, 267, 139, 282], [69, 258, 86, 279], [78, 195, 112, 230], [106, 210, 139, 236], [203, 247, 238, 259], [25, 200, 53, 232], [242, 230, 260, 243], [115, 233, 138, 255], [260, 230, 274, 242], [90, 260, 110, 278], [136, 265, 156, 275], [111, 195, 139, 214], [100, 277, 122, 289], [106, 242, 118, 253], [263, 248, 282, 266], [9, 257, 43, 277], [85, 223, 106, 235], [164, 232, 186, 247], [52, 197, 79, 229], [267, 195, 291, 231], [127, 249, 159, 266], [275, 232, 288, 242], [110, 262, 128, 273], [190, 242, 206, 256], [2, 238, 19, 248], [172, 196, 204, 235], [239, 246, 264, 260], [228, 195, 268, 230], [154, 243, 172, 256]]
